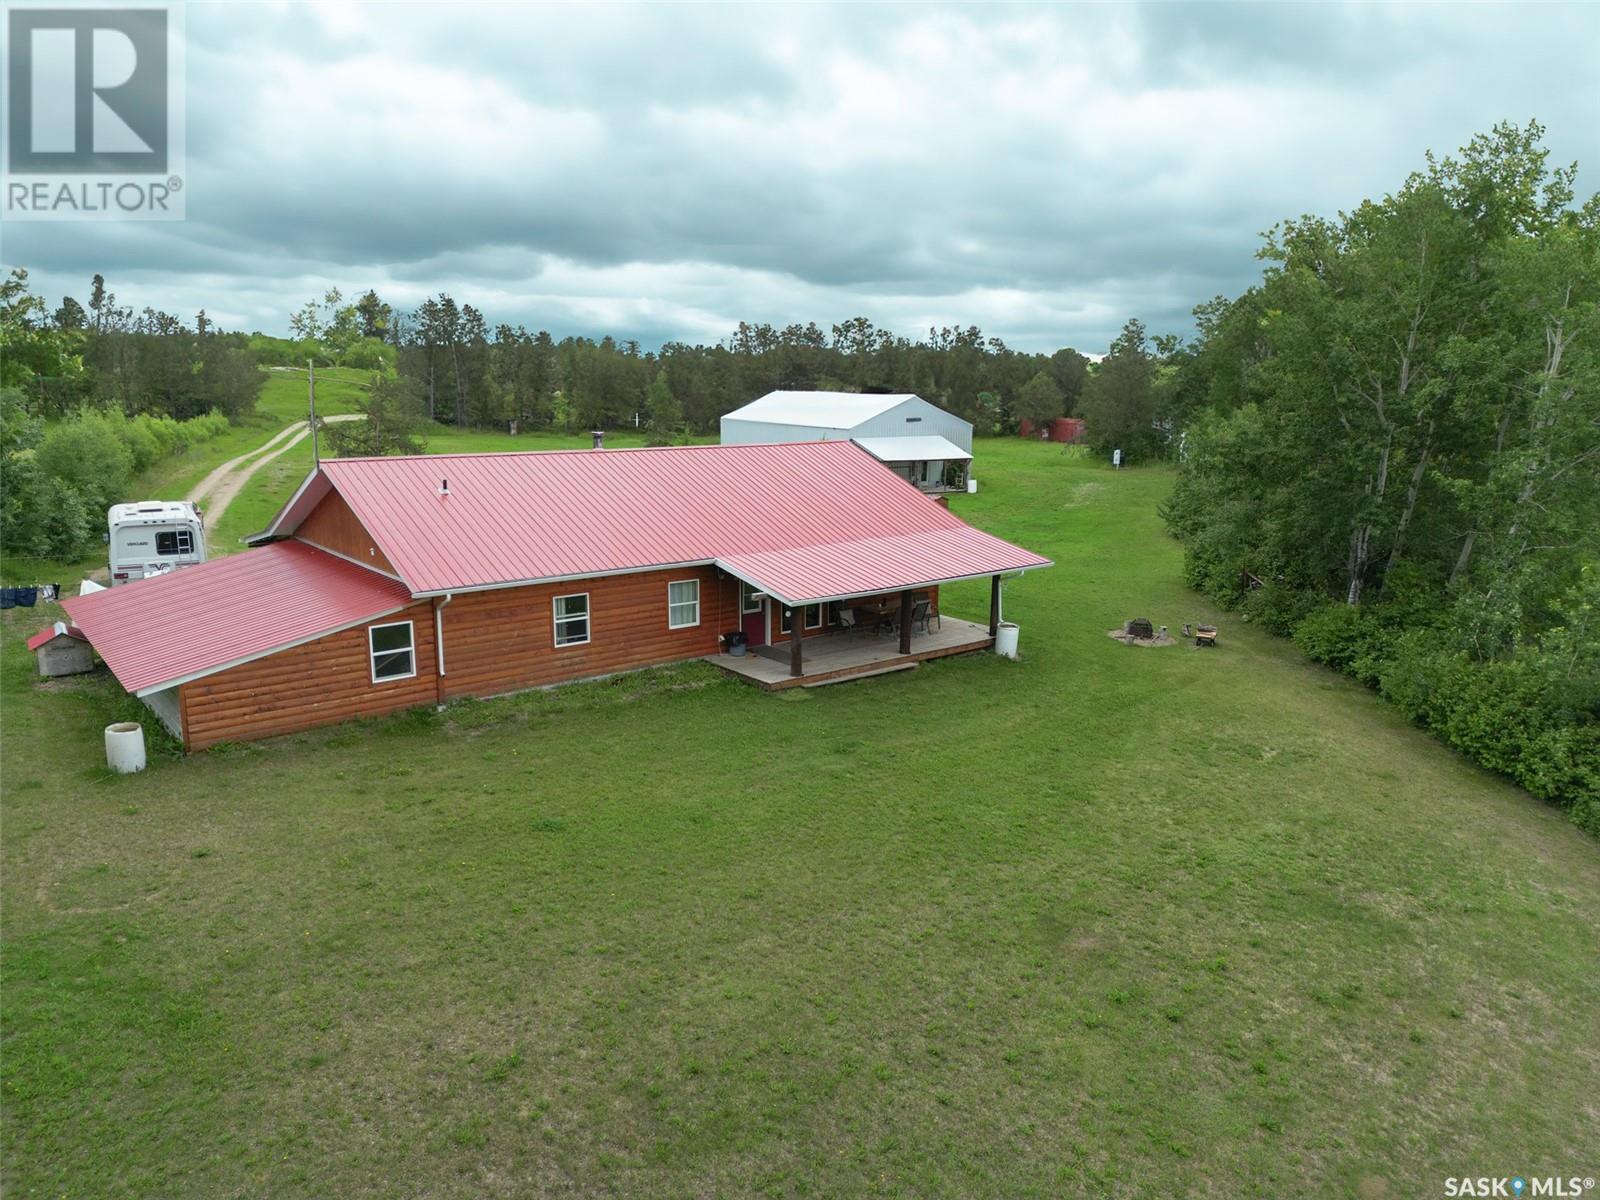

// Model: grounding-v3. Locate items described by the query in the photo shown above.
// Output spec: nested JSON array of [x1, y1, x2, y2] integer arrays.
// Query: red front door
[[739, 583, 767, 646]]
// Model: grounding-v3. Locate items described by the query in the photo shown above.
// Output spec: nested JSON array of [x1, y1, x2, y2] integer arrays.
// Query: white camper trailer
[[107, 501, 207, 586]]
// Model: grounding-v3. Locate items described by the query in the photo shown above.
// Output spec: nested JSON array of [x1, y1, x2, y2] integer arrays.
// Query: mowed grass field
[[2, 439, 1596, 1198]]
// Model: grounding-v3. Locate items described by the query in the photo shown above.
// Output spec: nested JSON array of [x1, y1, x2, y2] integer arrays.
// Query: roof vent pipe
[[591, 429, 604, 449], [439, 477, 450, 498]]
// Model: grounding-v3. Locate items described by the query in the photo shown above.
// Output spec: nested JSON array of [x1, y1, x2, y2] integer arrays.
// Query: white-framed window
[[368, 620, 416, 683], [667, 579, 700, 629], [553, 592, 590, 647], [779, 603, 823, 634], [740, 582, 763, 614]]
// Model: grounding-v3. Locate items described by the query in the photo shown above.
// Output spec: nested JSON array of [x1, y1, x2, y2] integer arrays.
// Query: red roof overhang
[[27, 621, 86, 651], [718, 526, 1049, 606]]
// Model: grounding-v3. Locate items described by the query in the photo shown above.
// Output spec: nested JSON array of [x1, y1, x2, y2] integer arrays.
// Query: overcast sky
[[8, 1, 1600, 354]]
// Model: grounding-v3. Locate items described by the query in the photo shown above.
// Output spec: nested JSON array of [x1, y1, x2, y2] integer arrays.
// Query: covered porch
[[708, 574, 1008, 691], [852, 435, 972, 495]]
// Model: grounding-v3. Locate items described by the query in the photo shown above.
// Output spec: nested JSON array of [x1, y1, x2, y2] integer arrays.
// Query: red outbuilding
[[1018, 417, 1085, 444]]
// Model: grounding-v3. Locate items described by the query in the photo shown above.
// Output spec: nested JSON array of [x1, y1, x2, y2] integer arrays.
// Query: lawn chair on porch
[[911, 597, 934, 634]]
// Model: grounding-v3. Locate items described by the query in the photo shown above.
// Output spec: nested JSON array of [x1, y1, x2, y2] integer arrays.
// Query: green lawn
[[2, 440, 1596, 1198]]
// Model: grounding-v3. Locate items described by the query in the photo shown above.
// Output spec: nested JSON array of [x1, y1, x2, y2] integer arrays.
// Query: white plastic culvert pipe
[[105, 721, 147, 774]]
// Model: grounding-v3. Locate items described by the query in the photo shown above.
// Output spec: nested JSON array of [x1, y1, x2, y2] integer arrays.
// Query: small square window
[[740, 583, 763, 614], [668, 579, 700, 629], [368, 621, 415, 683], [553, 593, 590, 647]]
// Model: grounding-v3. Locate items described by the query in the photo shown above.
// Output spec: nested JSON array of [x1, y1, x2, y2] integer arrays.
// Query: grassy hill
[[2, 439, 1595, 1198], [131, 366, 371, 504]]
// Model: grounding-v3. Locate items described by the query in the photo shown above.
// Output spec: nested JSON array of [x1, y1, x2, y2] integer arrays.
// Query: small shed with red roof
[[27, 620, 93, 677], [63, 441, 1050, 750]]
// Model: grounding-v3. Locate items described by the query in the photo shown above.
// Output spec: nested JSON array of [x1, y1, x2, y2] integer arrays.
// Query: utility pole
[[308, 359, 320, 468]]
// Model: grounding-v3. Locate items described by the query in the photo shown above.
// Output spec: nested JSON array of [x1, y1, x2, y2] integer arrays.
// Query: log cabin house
[[63, 441, 1050, 750]]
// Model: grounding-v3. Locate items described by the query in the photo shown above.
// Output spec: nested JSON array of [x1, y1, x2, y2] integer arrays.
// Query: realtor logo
[[3, 3, 186, 220]]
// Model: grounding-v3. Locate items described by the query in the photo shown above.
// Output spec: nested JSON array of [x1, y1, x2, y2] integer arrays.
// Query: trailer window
[[155, 530, 193, 555], [368, 621, 416, 683]]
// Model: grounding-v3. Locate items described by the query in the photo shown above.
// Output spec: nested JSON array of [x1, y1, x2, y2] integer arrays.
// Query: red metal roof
[[288, 441, 1049, 603], [27, 621, 86, 651], [721, 527, 1044, 604], [62, 540, 413, 695]]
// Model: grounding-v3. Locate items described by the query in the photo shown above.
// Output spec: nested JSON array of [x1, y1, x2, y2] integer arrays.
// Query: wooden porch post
[[989, 574, 1001, 637], [898, 589, 914, 654], [789, 609, 803, 677]]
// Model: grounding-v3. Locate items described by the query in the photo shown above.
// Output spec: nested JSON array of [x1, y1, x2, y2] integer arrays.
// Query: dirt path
[[187, 415, 362, 524]]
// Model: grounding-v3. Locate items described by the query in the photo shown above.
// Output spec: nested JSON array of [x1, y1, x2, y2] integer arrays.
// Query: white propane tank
[[966, 478, 978, 494], [105, 722, 147, 774], [994, 622, 1020, 659]]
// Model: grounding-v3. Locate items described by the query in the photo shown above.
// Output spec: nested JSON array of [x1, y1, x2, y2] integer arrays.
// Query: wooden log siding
[[172, 566, 946, 749], [179, 600, 436, 750], [437, 565, 727, 701], [296, 489, 399, 576]]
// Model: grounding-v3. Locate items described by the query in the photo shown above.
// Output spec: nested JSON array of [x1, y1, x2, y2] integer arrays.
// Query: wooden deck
[[706, 617, 995, 691]]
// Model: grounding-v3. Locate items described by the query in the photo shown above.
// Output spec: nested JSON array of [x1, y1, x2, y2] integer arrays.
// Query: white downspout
[[434, 593, 453, 708]]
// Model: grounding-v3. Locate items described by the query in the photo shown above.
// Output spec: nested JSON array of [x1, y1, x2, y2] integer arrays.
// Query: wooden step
[[801, 661, 919, 688]]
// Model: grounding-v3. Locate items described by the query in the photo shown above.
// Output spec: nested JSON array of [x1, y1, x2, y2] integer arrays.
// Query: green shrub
[[35, 413, 132, 515], [340, 338, 395, 372], [1240, 582, 1320, 638], [183, 410, 230, 444], [1292, 603, 1366, 670], [1377, 630, 1461, 723], [1378, 642, 1599, 815], [105, 410, 161, 473], [0, 452, 93, 559], [1292, 603, 1399, 685], [1570, 787, 1600, 838]]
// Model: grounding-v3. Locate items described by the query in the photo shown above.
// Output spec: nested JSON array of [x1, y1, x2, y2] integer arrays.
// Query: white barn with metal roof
[[721, 391, 974, 494]]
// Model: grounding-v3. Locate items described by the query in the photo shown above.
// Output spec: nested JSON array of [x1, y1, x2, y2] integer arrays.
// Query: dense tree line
[[1160, 123, 1599, 828], [1, 269, 256, 560], [9, 261, 1109, 445], [4, 270, 267, 422], [389, 305, 1094, 437]]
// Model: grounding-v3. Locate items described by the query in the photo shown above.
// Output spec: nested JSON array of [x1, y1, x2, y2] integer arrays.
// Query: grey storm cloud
[[7, 1, 1599, 353]]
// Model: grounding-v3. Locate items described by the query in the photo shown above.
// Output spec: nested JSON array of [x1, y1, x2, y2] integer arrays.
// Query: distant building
[[721, 391, 973, 494], [1018, 417, 1085, 444]]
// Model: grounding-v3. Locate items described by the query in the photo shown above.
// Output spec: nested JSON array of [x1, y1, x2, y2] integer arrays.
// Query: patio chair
[[912, 598, 932, 634]]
